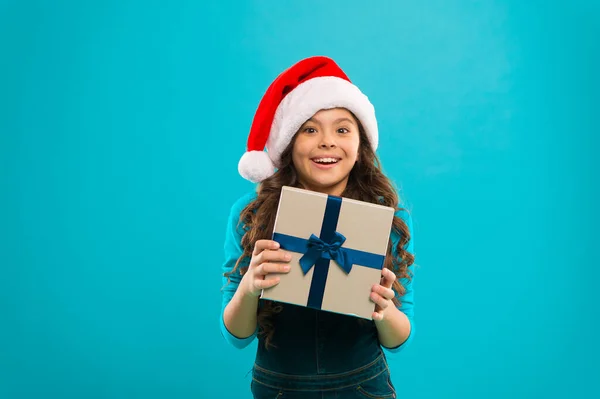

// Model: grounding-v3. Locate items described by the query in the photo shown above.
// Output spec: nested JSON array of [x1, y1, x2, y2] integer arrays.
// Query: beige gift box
[[260, 186, 395, 319]]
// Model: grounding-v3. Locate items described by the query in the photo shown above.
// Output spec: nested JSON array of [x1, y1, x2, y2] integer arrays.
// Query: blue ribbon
[[272, 194, 386, 311], [272, 232, 384, 275], [301, 232, 351, 274]]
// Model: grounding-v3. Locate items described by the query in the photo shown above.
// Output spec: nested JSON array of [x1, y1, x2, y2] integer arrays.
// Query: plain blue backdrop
[[1, 1, 598, 398]]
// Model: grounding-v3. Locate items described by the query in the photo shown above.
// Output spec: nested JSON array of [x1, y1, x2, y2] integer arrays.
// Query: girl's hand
[[370, 268, 397, 321], [241, 239, 292, 298]]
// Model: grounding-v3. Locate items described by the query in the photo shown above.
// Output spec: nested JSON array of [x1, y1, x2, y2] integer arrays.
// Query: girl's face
[[292, 108, 360, 196]]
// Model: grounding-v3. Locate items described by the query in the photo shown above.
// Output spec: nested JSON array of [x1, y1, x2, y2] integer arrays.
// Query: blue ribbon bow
[[299, 232, 353, 274]]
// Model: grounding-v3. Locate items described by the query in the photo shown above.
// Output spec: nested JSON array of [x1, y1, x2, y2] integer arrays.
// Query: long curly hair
[[225, 111, 415, 350]]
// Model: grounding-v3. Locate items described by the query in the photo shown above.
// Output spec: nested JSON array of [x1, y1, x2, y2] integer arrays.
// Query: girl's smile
[[310, 155, 341, 169]]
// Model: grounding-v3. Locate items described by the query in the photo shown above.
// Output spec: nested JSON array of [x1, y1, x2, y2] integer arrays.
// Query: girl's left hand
[[370, 268, 396, 321]]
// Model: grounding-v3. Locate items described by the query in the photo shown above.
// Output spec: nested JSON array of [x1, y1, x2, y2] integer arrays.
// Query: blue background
[[1, 1, 598, 398]]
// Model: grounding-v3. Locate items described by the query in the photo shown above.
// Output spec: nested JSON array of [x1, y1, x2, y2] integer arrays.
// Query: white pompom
[[238, 151, 276, 183]]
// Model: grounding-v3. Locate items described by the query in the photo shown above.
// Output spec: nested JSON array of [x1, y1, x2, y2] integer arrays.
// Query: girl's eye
[[304, 127, 316, 133], [337, 128, 350, 134]]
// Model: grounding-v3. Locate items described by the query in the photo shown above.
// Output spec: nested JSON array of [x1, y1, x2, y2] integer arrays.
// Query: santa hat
[[238, 56, 378, 183]]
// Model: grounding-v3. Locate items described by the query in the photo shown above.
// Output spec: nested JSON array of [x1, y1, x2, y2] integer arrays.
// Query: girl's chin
[[301, 177, 348, 193]]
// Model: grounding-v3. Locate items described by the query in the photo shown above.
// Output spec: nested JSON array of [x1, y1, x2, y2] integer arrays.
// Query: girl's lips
[[311, 159, 339, 169]]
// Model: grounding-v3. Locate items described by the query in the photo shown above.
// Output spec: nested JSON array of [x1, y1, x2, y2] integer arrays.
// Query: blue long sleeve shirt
[[220, 191, 416, 373]]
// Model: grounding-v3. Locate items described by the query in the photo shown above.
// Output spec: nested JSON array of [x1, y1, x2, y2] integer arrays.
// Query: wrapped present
[[261, 186, 395, 319]]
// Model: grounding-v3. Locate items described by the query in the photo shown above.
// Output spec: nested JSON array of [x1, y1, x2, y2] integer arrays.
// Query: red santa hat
[[238, 56, 378, 183]]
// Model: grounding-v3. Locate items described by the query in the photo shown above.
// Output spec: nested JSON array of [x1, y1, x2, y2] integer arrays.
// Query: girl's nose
[[319, 142, 336, 148], [318, 132, 337, 148]]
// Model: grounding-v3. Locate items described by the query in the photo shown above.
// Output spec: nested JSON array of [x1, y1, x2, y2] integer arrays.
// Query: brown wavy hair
[[225, 110, 415, 350]]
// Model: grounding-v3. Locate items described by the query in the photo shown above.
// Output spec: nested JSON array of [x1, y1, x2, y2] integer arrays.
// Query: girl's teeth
[[314, 158, 338, 163]]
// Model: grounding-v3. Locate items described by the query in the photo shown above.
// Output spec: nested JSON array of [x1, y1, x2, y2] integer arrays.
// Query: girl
[[220, 56, 416, 399]]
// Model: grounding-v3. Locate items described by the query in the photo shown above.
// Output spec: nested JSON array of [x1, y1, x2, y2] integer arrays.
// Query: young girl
[[220, 56, 416, 399]]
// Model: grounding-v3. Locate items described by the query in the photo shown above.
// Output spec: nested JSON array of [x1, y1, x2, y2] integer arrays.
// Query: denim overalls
[[251, 301, 397, 399]]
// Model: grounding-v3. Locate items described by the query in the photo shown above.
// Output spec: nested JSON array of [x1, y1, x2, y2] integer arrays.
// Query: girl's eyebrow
[[333, 117, 357, 125], [305, 117, 356, 125]]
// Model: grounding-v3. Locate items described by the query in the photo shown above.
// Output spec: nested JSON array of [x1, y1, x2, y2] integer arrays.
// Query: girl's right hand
[[241, 239, 292, 298]]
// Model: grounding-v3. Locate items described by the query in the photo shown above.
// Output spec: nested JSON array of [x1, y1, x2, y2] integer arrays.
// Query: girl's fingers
[[256, 262, 291, 276], [372, 284, 395, 300], [251, 249, 291, 269], [372, 311, 384, 321], [370, 292, 389, 310], [261, 249, 292, 263], [254, 276, 280, 290], [380, 268, 396, 289], [381, 286, 396, 300], [253, 240, 280, 256]]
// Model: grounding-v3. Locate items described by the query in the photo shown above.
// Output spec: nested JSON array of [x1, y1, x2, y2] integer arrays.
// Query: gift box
[[260, 186, 395, 319]]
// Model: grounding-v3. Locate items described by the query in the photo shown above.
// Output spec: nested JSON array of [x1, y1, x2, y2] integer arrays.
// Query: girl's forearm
[[223, 283, 259, 339], [374, 306, 411, 348]]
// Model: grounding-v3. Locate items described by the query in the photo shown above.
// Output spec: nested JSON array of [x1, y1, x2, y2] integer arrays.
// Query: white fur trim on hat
[[238, 150, 276, 183], [266, 76, 378, 167]]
